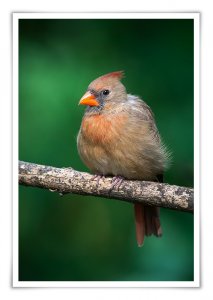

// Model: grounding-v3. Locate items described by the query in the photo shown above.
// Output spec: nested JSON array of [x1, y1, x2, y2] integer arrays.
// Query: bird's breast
[[80, 113, 127, 145]]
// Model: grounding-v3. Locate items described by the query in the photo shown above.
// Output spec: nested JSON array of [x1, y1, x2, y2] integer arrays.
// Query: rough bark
[[19, 161, 194, 213]]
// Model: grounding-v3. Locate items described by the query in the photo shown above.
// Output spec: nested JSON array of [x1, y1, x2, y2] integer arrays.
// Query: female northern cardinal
[[77, 71, 169, 246]]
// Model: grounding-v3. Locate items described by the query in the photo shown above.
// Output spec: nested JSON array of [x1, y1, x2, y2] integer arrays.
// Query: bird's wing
[[127, 94, 161, 143]]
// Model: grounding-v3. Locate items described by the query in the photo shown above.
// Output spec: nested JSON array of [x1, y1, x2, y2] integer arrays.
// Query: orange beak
[[79, 91, 99, 107]]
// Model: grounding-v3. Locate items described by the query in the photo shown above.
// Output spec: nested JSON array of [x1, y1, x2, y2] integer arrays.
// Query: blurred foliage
[[19, 19, 194, 281]]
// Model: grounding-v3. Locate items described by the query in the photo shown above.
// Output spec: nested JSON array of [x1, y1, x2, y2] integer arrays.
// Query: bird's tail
[[134, 203, 162, 247], [134, 203, 146, 247]]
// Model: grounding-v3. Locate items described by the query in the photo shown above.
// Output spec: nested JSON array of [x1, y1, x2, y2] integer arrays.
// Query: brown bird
[[77, 71, 169, 246]]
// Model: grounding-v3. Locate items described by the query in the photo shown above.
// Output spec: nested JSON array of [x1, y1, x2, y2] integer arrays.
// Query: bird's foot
[[109, 175, 124, 192], [92, 174, 106, 187]]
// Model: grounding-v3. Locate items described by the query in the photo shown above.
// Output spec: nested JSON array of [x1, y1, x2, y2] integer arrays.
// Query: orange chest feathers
[[80, 113, 128, 145]]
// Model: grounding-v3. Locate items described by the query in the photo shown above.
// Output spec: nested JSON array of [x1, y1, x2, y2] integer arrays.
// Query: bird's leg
[[110, 175, 124, 192], [92, 174, 106, 187]]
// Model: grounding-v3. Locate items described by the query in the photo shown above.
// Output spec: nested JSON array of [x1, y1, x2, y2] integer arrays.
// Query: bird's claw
[[92, 174, 124, 192], [92, 174, 106, 187], [109, 175, 124, 193]]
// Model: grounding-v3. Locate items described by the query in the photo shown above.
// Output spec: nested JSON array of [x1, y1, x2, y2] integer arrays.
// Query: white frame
[[13, 12, 200, 288]]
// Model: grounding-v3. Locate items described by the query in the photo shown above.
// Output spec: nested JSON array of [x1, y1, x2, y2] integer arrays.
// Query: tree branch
[[18, 161, 194, 213]]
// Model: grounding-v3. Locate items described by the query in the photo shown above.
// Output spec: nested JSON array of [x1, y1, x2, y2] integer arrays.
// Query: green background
[[19, 19, 194, 281]]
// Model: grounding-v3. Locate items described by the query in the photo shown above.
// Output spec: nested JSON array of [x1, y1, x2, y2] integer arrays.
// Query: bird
[[77, 71, 169, 246]]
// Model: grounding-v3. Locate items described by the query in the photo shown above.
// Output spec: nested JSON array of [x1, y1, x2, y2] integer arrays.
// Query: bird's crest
[[89, 71, 125, 91], [101, 71, 124, 81]]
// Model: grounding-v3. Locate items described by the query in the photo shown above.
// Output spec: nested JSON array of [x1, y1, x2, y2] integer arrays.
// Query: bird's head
[[79, 71, 127, 112]]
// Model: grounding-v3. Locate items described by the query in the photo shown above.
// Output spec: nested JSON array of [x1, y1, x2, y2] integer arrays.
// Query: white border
[[13, 12, 200, 288]]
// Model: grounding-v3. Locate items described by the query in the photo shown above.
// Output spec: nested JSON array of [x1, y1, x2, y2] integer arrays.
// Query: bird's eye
[[102, 89, 110, 96]]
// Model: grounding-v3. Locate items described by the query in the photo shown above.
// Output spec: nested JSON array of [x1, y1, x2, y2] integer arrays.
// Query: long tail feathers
[[144, 206, 162, 237], [134, 203, 145, 247], [134, 204, 162, 247]]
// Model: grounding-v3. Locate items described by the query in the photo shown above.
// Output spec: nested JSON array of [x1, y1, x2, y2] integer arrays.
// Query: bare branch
[[19, 161, 194, 213]]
